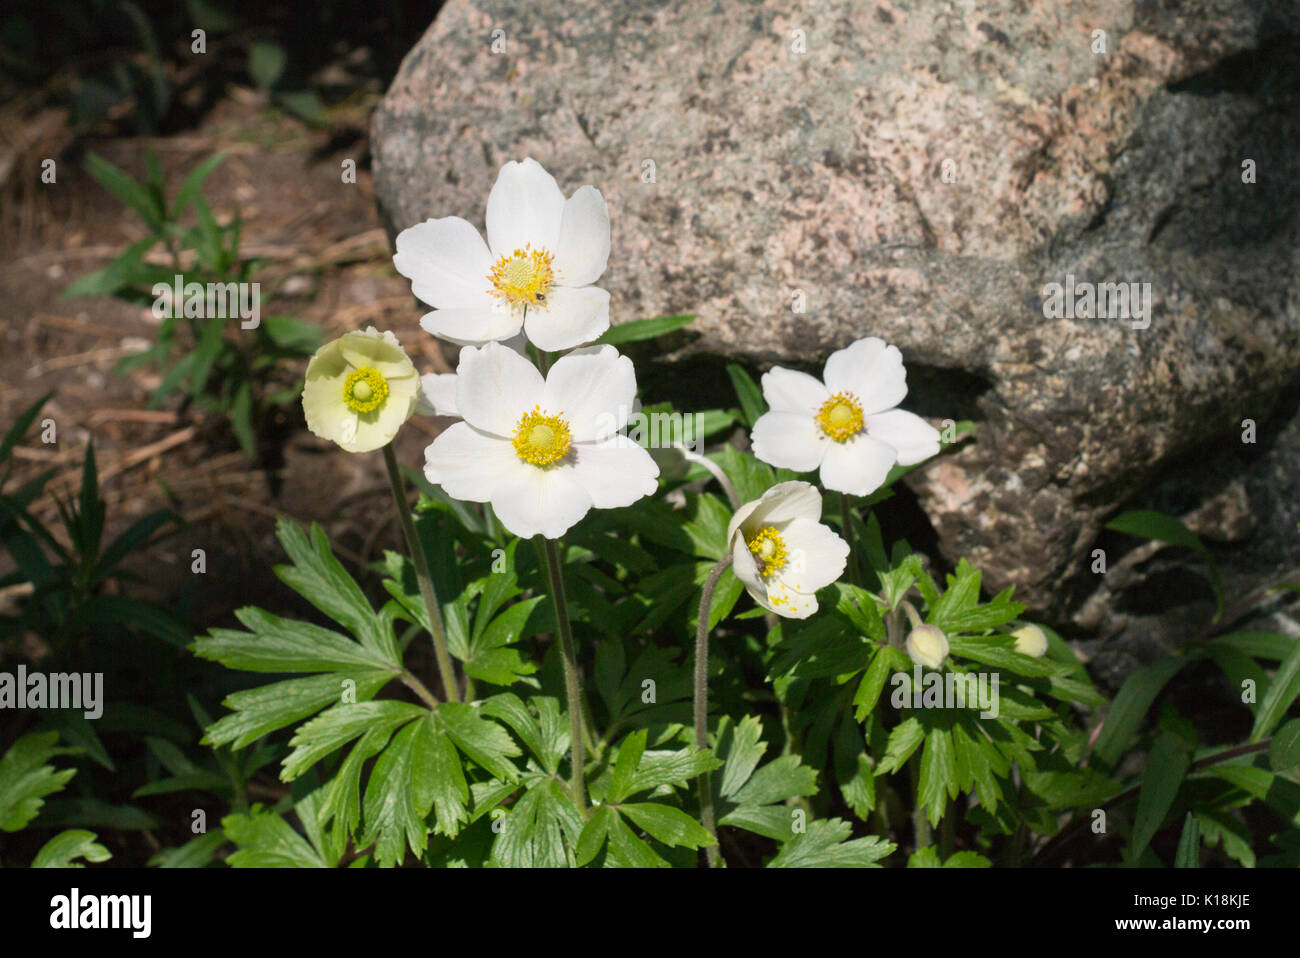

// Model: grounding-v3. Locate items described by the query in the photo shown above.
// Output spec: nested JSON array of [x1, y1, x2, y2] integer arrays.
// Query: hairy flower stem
[[542, 537, 586, 814], [695, 554, 734, 868], [383, 443, 460, 704], [840, 492, 863, 587]]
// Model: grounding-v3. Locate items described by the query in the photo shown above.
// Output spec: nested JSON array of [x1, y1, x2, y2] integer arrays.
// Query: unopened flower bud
[[905, 624, 949, 670], [1012, 624, 1048, 658]]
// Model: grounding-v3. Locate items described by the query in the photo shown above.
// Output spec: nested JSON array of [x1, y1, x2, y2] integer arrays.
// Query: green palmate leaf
[[594, 314, 694, 346], [223, 806, 330, 868], [31, 829, 111, 868], [625, 747, 722, 799], [1093, 656, 1187, 769], [465, 595, 543, 686], [273, 518, 399, 666], [604, 806, 670, 867], [946, 637, 1067, 678], [854, 645, 909, 721], [575, 804, 616, 867], [619, 802, 715, 850], [0, 732, 76, 832], [712, 444, 778, 506], [1196, 810, 1255, 868], [1251, 637, 1300, 742], [681, 491, 732, 559], [878, 554, 924, 611], [876, 718, 925, 775], [717, 716, 766, 799], [918, 727, 957, 826], [726, 363, 765, 427], [480, 694, 568, 777], [195, 609, 394, 673], [361, 716, 441, 866], [1174, 812, 1200, 868], [1129, 733, 1192, 863], [437, 702, 522, 782], [608, 730, 649, 805], [282, 700, 425, 781], [767, 820, 894, 867], [318, 726, 395, 850], [1270, 719, 1300, 772], [202, 670, 395, 749], [490, 777, 583, 868]]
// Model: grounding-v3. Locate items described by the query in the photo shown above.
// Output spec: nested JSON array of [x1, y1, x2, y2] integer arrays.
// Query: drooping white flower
[[725, 481, 849, 619], [905, 624, 950, 669], [423, 341, 658, 539], [302, 328, 421, 453], [393, 158, 611, 353], [750, 337, 941, 497]]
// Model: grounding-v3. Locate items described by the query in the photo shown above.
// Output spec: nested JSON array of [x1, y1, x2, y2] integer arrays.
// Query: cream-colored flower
[[725, 481, 849, 619], [905, 624, 950, 670], [750, 337, 941, 497], [393, 158, 611, 352], [1012, 624, 1049, 658], [302, 328, 421, 453], [422, 341, 658, 539]]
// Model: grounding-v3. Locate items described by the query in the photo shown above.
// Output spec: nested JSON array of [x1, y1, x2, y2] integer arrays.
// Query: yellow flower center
[[488, 245, 555, 308], [343, 366, 388, 413], [747, 525, 788, 578], [512, 406, 572, 466], [815, 391, 864, 442]]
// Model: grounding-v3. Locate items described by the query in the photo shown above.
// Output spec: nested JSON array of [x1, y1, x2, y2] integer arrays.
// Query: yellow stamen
[[747, 525, 788, 579], [488, 245, 555, 308], [815, 391, 864, 442], [512, 406, 572, 466], [343, 366, 388, 413]]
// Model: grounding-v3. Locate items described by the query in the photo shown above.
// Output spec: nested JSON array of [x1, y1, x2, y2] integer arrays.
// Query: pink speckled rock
[[372, 0, 1300, 621]]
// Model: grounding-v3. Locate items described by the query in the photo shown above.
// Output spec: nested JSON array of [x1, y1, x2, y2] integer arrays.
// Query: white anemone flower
[[725, 481, 849, 619], [750, 337, 941, 497], [302, 328, 421, 453], [423, 341, 659, 539], [415, 335, 531, 420], [393, 158, 611, 353]]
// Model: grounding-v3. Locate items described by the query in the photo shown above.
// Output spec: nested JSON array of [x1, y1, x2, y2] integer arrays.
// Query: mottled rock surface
[[372, 0, 1300, 624]]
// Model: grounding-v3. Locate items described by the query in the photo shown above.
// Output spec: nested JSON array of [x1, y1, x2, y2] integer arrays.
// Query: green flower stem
[[909, 755, 932, 850], [542, 536, 586, 813], [694, 554, 734, 868], [382, 442, 461, 704], [840, 491, 863, 587]]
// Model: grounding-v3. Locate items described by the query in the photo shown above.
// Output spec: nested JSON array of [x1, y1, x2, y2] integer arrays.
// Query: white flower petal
[[751, 411, 828, 472], [778, 517, 849, 593], [456, 341, 545, 436], [419, 303, 521, 347], [761, 366, 829, 415], [818, 435, 898, 496], [867, 409, 941, 466], [762, 580, 819, 619], [732, 535, 767, 602], [417, 373, 460, 418], [566, 436, 659, 508], [485, 158, 566, 259], [822, 337, 907, 414], [726, 498, 764, 551], [423, 422, 523, 502], [543, 344, 635, 441], [746, 480, 825, 530], [523, 285, 610, 352], [393, 217, 495, 310], [490, 467, 593, 540], [552, 185, 610, 287]]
